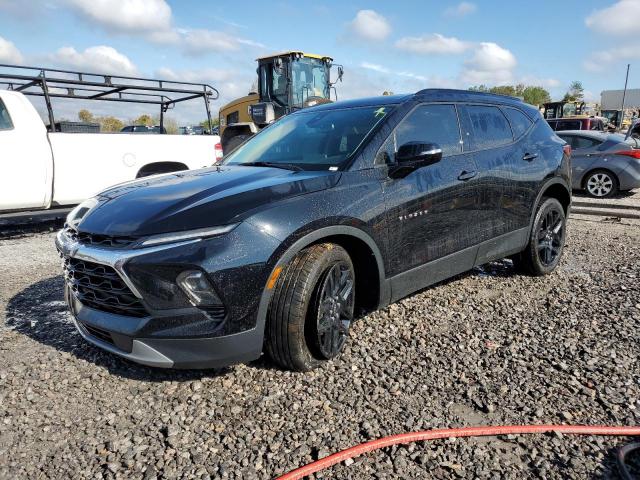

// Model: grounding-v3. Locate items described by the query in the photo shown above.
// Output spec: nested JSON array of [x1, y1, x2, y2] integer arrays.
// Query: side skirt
[[388, 227, 529, 303]]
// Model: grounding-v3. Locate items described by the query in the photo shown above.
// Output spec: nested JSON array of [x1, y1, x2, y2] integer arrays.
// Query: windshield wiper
[[240, 161, 303, 171]]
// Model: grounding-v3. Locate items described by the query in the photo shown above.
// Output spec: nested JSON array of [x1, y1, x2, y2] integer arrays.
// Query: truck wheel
[[223, 134, 250, 154], [265, 244, 355, 371], [518, 197, 566, 276]]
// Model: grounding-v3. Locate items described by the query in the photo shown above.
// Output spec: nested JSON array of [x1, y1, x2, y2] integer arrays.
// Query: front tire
[[518, 197, 566, 276], [265, 244, 355, 371]]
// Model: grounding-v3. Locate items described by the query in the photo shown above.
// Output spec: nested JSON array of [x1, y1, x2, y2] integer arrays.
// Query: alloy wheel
[[586, 172, 613, 197], [315, 262, 354, 359], [536, 207, 564, 266]]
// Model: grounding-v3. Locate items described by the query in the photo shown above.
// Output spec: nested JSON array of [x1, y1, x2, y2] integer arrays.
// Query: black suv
[[56, 89, 571, 371]]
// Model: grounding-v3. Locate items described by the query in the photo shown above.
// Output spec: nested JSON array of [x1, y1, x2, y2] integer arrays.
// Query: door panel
[[379, 103, 479, 276], [0, 96, 51, 210], [458, 104, 521, 239]]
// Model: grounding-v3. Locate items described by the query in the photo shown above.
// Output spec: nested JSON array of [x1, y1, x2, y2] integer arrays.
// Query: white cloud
[[48, 46, 138, 75], [0, 36, 24, 63], [347, 10, 391, 41], [465, 42, 517, 71], [64, 0, 263, 54], [461, 42, 517, 86], [584, 44, 640, 72], [517, 75, 561, 89], [360, 62, 390, 74], [395, 33, 472, 55], [66, 0, 172, 33], [444, 2, 477, 17], [585, 0, 640, 37], [155, 67, 255, 108]]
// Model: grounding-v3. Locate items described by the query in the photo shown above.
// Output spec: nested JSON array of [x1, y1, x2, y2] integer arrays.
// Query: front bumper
[[66, 286, 262, 368], [56, 224, 280, 369]]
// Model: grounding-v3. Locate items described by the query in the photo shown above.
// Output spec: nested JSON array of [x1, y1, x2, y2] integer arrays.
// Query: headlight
[[137, 224, 238, 248], [66, 197, 99, 227]]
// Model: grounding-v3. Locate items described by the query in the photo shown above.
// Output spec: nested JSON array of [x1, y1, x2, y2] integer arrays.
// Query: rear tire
[[265, 244, 355, 371], [583, 169, 618, 198], [518, 197, 566, 276]]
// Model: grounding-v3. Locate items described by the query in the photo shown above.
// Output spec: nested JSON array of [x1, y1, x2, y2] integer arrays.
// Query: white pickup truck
[[0, 89, 222, 213]]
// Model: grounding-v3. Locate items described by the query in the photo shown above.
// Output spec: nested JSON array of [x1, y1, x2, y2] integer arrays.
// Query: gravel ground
[[1, 217, 639, 479]]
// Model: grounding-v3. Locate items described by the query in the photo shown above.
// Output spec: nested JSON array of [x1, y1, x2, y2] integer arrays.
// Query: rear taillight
[[214, 142, 224, 163], [615, 150, 640, 159], [563, 144, 571, 157]]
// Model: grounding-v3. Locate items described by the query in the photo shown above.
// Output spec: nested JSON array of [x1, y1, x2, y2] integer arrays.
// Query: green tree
[[563, 81, 584, 102], [133, 114, 154, 126], [151, 115, 178, 134], [99, 116, 124, 132], [199, 117, 220, 131], [78, 109, 94, 123], [471, 83, 551, 106], [489, 85, 517, 97], [522, 86, 551, 106]]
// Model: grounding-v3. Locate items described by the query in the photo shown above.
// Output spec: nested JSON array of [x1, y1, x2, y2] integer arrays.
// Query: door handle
[[523, 152, 538, 162], [458, 170, 477, 181]]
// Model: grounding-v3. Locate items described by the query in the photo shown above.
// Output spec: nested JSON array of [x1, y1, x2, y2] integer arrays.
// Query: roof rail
[[414, 88, 523, 101], [0, 63, 219, 130]]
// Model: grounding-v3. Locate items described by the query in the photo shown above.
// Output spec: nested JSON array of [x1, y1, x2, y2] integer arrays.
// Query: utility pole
[[620, 63, 630, 129]]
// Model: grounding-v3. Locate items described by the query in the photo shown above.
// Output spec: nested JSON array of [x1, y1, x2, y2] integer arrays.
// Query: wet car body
[[56, 89, 571, 369]]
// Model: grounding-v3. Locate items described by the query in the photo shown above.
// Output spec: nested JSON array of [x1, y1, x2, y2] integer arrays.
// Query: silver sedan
[[556, 130, 640, 198]]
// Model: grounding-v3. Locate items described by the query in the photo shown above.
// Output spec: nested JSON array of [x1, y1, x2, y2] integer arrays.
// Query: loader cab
[[219, 51, 342, 154], [254, 52, 338, 122]]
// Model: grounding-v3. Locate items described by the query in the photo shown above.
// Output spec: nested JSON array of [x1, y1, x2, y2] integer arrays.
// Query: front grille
[[63, 257, 148, 318], [82, 323, 115, 345], [64, 226, 137, 249]]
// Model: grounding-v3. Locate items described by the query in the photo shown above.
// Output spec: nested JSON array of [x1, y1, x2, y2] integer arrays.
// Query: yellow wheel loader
[[219, 51, 343, 153]]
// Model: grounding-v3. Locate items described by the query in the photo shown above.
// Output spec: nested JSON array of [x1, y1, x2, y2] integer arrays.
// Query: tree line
[[468, 81, 585, 106]]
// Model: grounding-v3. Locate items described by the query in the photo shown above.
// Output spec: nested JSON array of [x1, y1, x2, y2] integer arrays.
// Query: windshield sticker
[[374, 107, 387, 118]]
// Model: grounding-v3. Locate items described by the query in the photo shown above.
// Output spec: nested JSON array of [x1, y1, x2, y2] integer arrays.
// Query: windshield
[[224, 106, 392, 170], [292, 57, 330, 107]]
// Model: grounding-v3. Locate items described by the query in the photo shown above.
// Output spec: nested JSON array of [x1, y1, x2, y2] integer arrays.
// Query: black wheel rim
[[316, 262, 354, 359], [536, 207, 564, 266]]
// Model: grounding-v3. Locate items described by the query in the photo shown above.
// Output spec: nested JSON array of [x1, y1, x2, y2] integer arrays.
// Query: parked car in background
[[547, 117, 605, 132], [56, 89, 571, 371], [556, 130, 640, 198], [121, 125, 167, 134]]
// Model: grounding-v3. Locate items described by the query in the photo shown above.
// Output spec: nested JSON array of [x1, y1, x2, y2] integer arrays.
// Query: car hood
[[73, 166, 340, 236]]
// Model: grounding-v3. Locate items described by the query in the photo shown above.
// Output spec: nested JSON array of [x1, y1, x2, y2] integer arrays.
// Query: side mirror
[[389, 142, 442, 178]]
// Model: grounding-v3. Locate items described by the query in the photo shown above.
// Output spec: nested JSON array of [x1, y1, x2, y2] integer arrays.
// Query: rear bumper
[[66, 287, 263, 369], [618, 162, 640, 191]]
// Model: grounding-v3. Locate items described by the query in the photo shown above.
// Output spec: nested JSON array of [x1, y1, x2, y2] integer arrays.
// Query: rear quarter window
[[467, 105, 513, 149], [0, 99, 14, 130], [503, 107, 533, 139]]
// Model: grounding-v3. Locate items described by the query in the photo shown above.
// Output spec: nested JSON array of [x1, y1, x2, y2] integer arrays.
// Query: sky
[[0, 0, 638, 124]]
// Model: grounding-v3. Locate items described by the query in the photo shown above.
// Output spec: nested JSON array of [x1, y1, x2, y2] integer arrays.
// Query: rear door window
[[0, 99, 14, 130], [391, 104, 463, 157], [467, 105, 513, 149], [572, 136, 602, 150], [555, 120, 582, 131], [503, 107, 533, 139]]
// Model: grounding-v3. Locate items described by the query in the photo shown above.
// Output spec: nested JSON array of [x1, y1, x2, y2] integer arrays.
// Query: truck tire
[[517, 197, 566, 276], [265, 244, 355, 371]]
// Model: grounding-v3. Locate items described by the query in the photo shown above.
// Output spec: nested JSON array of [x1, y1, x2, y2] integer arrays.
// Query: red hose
[[276, 424, 640, 480]]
